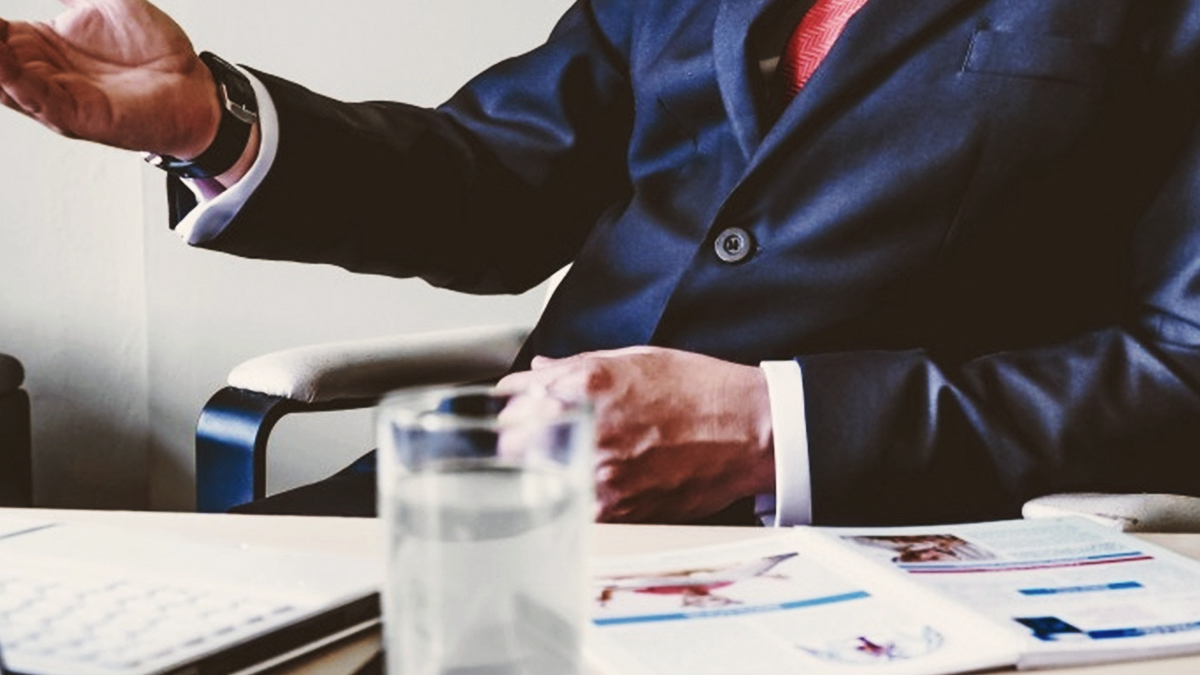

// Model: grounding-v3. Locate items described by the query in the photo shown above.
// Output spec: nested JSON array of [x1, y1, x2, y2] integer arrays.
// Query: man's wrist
[[177, 57, 223, 161], [738, 364, 778, 498], [172, 68, 279, 245], [145, 53, 259, 180]]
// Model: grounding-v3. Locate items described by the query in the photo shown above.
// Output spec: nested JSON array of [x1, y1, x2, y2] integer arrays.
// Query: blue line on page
[[1089, 619, 1200, 640], [1019, 581, 1143, 596], [593, 590, 871, 626]]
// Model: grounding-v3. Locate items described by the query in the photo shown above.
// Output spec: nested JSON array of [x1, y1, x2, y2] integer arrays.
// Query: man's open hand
[[0, 0, 219, 158], [498, 347, 776, 524]]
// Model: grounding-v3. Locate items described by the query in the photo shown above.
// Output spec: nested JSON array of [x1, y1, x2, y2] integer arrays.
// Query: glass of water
[[377, 384, 594, 675]]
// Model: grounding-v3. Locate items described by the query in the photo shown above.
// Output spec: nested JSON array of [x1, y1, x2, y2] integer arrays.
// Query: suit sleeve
[[172, 0, 635, 296], [800, 112, 1200, 525]]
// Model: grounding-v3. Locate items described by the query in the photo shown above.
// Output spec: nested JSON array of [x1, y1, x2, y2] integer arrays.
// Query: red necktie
[[779, 0, 870, 99]]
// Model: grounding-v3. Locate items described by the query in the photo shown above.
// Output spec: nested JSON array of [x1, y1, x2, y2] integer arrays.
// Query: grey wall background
[[0, 0, 570, 511]]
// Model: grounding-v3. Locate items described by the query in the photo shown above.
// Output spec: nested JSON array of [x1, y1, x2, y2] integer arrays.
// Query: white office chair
[[193, 268, 568, 512]]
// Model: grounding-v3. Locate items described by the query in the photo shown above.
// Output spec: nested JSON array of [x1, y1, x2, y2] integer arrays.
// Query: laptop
[[0, 515, 381, 675]]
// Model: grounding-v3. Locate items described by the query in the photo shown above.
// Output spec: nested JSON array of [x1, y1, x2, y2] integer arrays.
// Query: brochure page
[[816, 517, 1200, 669], [588, 534, 1017, 675]]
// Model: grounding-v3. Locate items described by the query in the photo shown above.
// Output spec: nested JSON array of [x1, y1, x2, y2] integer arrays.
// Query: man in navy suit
[[3, 0, 1200, 525]]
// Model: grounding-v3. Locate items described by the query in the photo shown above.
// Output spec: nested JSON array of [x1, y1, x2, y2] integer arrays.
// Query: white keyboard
[[0, 567, 306, 675]]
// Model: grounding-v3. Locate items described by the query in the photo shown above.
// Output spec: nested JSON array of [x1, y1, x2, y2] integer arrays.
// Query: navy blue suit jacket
[[175, 0, 1200, 524]]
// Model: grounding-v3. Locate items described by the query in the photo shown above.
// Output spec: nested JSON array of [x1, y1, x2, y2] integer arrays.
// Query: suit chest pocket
[[963, 30, 1110, 86]]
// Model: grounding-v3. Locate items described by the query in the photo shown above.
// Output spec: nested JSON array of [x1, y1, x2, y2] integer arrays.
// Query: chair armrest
[[195, 325, 530, 513], [227, 324, 530, 404], [1023, 492, 1200, 533]]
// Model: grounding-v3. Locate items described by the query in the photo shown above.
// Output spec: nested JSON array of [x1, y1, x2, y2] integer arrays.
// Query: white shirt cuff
[[756, 359, 812, 527], [174, 68, 280, 245]]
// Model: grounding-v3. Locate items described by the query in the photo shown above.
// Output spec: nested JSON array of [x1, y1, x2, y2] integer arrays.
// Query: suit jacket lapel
[[713, 0, 779, 159], [717, 0, 982, 173]]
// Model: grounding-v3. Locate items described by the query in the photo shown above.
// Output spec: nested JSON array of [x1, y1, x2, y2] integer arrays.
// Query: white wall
[[0, 1, 149, 509], [0, 121, 149, 509], [0, 0, 572, 511]]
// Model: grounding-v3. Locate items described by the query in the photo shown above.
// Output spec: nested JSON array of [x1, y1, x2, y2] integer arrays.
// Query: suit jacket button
[[715, 227, 753, 263]]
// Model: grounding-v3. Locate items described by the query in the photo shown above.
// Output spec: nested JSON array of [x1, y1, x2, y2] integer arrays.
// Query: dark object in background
[[0, 354, 32, 507]]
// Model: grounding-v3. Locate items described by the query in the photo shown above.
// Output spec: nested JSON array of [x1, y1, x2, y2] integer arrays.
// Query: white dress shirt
[[175, 69, 814, 527]]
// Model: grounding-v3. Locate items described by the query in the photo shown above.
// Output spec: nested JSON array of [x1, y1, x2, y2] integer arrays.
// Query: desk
[[8, 508, 1200, 674]]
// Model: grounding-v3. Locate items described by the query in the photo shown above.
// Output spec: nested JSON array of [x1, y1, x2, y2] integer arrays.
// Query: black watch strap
[[145, 52, 258, 180]]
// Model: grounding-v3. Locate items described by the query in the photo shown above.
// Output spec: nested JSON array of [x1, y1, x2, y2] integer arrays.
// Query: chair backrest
[[0, 355, 22, 400], [0, 354, 32, 507]]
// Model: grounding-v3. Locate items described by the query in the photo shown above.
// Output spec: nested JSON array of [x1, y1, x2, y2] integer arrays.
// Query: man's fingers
[[0, 29, 69, 125], [0, 94, 29, 121], [2, 64, 62, 119], [0, 39, 78, 132], [0, 35, 19, 82], [0, 45, 31, 117], [494, 369, 543, 394], [497, 356, 576, 389], [9, 28, 72, 73], [4, 20, 81, 80], [500, 363, 599, 401], [0, 88, 28, 116]]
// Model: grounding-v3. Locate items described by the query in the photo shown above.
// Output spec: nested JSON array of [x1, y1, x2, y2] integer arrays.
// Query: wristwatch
[[144, 52, 258, 179]]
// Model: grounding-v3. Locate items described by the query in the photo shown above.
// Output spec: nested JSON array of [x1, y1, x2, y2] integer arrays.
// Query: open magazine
[[587, 517, 1200, 674]]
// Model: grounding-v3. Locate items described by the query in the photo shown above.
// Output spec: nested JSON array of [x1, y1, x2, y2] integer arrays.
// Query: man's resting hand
[[0, 0, 219, 160], [499, 347, 776, 524]]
